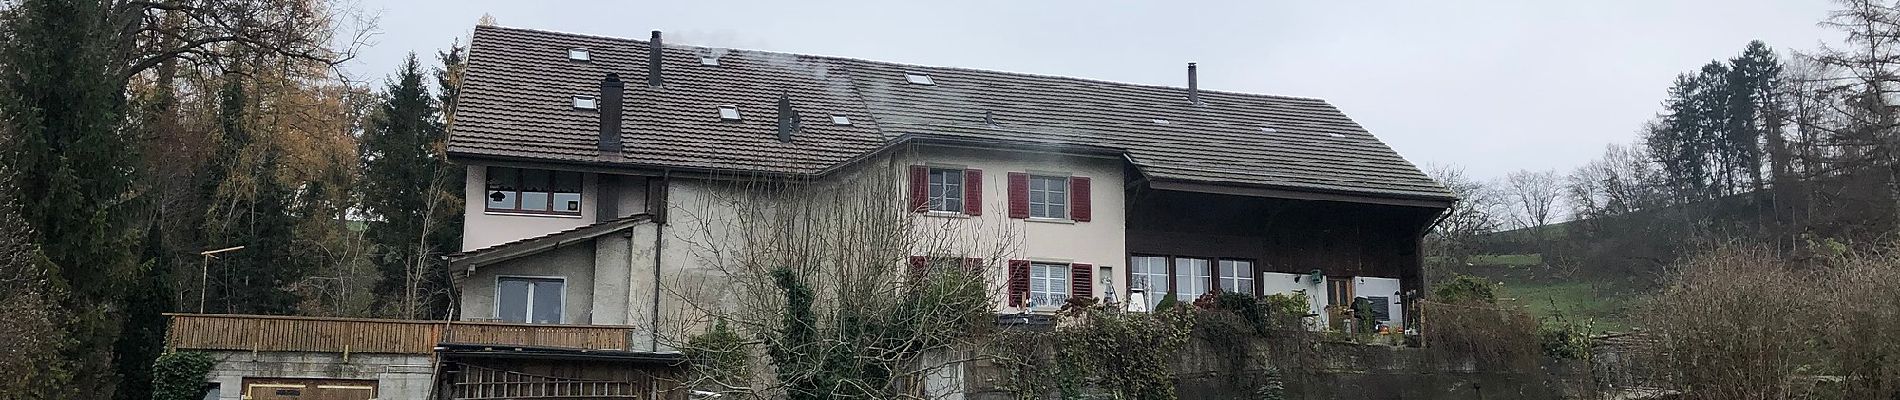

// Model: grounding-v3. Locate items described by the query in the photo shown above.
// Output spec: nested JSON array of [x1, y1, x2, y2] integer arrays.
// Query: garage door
[[241, 378, 377, 400]]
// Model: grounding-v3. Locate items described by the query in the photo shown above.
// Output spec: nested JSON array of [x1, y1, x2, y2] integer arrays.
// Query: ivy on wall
[[150, 352, 215, 400]]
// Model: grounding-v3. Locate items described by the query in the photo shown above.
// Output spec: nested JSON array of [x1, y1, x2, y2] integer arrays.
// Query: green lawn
[[1466, 253, 1544, 267], [1500, 280, 1633, 333]]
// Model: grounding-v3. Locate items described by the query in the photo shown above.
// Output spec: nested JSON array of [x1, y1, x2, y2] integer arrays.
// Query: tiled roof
[[450, 25, 1453, 202]]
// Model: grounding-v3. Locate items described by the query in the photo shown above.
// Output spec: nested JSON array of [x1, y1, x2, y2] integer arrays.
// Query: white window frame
[[1218, 259, 1255, 295], [1173, 257, 1211, 300], [494, 275, 566, 324], [1027, 174, 1069, 219], [1129, 256, 1169, 311], [1027, 262, 1070, 308], [926, 167, 965, 214]]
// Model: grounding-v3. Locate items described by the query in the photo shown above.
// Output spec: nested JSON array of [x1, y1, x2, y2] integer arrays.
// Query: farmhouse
[[164, 24, 1450, 399]]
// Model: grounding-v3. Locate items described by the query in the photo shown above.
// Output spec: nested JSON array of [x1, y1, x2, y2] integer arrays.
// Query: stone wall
[[965, 337, 1591, 400]]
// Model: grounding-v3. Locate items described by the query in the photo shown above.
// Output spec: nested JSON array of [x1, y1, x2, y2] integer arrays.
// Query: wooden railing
[[165, 313, 639, 354]]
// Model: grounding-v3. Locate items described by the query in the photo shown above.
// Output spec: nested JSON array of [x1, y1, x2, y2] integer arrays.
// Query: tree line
[[0, 1, 467, 398], [1428, 0, 1900, 275]]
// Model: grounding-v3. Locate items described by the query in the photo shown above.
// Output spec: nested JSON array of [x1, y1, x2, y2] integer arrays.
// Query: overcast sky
[[341, 0, 1840, 180]]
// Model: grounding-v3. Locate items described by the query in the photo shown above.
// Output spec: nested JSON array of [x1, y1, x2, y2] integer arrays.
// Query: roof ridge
[[471, 24, 1332, 104]]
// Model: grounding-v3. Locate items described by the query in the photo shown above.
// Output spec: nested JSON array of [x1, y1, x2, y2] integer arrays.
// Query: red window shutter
[[908, 256, 927, 278], [1070, 176, 1092, 222], [1007, 260, 1030, 307], [908, 166, 928, 212], [1007, 172, 1029, 219], [1071, 263, 1094, 298], [964, 169, 983, 216]]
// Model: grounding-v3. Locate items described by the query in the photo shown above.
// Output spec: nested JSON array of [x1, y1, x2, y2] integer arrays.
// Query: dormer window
[[572, 95, 598, 110], [568, 48, 591, 61]]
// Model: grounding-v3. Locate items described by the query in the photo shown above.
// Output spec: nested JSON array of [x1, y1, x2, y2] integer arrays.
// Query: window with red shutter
[[1071, 263, 1094, 299], [908, 166, 928, 212], [964, 169, 983, 216], [1070, 176, 1092, 222], [1007, 260, 1030, 307], [908, 256, 927, 278], [1007, 173, 1029, 219]]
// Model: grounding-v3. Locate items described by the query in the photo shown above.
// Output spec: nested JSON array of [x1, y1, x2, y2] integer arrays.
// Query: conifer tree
[[362, 53, 461, 318]]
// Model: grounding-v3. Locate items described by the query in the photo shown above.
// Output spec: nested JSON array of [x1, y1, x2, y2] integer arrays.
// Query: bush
[[1433, 274, 1497, 304], [151, 352, 216, 400], [1536, 318, 1591, 360], [683, 319, 749, 392]]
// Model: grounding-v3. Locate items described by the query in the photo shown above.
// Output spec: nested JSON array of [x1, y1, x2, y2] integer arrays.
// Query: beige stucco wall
[[899, 145, 1128, 313]]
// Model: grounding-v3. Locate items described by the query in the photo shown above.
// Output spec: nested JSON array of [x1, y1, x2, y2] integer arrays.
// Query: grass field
[[1500, 280, 1633, 333]]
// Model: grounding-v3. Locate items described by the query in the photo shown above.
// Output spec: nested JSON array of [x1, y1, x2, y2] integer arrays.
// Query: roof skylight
[[1259, 126, 1278, 133], [718, 105, 742, 121], [905, 73, 934, 85], [831, 115, 851, 125], [572, 95, 598, 110], [700, 56, 719, 66], [568, 48, 591, 61], [1152, 118, 1170, 125]]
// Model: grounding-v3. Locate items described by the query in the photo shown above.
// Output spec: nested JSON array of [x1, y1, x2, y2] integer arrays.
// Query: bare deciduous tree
[[1501, 169, 1563, 230], [663, 152, 1019, 399]]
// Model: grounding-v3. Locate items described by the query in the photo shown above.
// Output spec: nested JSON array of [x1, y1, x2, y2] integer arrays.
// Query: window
[[572, 95, 598, 109], [1129, 256, 1169, 310], [718, 105, 742, 121], [568, 48, 591, 61], [486, 167, 583, 215], [926, 168, 964, 213], [905, 72, 934, 85], [1028, 262, 1069, 307], [1027, 175, 1069, 219], [498, 277, 564, 324], [1173, 258, 1211, 300], [1218, 260, 1255, 294]]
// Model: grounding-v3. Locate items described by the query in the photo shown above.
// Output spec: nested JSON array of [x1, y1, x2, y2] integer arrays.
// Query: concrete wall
[[200, 351, 433, 400], [963, 339, 1589, 400], [459, 243, 597, 324]]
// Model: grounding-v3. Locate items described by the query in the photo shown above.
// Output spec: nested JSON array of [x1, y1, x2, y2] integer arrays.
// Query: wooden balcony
[[165, 313, 641, 354]]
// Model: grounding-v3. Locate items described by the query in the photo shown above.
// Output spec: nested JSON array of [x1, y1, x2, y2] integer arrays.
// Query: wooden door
[[242, 378, 376, 400]]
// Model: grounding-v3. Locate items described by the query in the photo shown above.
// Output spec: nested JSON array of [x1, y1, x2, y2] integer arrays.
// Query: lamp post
[[199, 245, 245, 313]]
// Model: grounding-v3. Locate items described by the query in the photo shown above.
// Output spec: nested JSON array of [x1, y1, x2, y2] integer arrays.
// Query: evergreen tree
[[0, 0, 144, 397], [202, 74, 305, 314], [362, 53, 462, 318]]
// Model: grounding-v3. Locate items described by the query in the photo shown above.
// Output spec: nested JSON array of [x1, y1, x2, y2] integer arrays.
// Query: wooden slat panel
[[165, 314, 636, 354]]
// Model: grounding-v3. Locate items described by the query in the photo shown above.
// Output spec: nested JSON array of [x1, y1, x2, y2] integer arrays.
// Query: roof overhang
[[1145, 178, 1455, 209], [436, 342, 687, 365], [447, 214, 653, 272]]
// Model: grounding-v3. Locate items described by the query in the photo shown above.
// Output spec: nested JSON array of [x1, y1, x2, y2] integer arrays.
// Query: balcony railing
[[165, 313, 640, 354]]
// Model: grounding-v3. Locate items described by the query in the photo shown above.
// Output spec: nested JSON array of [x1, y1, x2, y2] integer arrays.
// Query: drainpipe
[[647, 172, 668, 352]]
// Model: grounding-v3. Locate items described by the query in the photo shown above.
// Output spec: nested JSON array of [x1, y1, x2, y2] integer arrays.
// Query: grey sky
[[343, 0, 1838, 180]]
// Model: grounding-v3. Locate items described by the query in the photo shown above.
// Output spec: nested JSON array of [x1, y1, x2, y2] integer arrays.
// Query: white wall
[[1354, 276, 1404, 327], [1260, 272, 1328, 329], [461, 163, 602, 251]]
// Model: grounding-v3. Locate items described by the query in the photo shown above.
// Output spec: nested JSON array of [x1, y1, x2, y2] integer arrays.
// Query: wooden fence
[[165, 313, 638, 354]]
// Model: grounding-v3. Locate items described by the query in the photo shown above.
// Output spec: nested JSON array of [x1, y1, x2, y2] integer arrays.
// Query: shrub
[[1433, 274, 1497, 304], [683, 318, 750, 392], [151, 352, 216, 400]]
